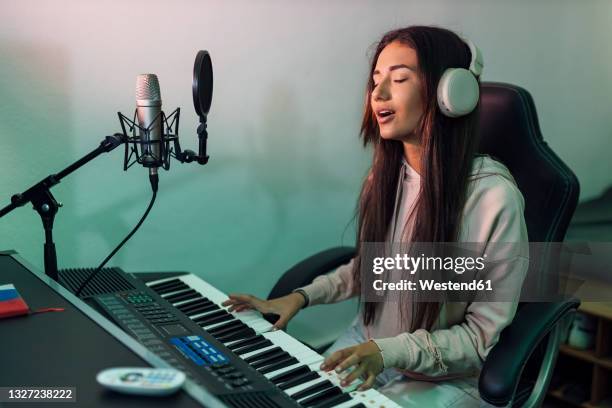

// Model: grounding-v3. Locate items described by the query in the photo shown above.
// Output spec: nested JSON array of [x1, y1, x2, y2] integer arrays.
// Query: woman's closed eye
[[372, 78, 408, 88]]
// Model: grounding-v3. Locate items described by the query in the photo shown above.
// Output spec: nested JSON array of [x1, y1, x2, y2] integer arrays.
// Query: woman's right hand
[[221, 292, 306, 330]]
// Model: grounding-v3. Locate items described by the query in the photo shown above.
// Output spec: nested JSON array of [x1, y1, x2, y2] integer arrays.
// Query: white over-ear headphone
[[437, 39, 484, 118]]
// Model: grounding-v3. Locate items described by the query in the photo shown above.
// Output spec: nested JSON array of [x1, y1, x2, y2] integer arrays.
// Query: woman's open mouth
[[377, 109, 395, 124]]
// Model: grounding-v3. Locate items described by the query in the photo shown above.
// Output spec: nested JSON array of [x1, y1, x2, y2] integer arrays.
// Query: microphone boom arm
[[0, 133, 126, 280]]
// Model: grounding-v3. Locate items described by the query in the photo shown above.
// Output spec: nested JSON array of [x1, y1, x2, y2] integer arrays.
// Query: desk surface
[[0, 253, 211, 408]]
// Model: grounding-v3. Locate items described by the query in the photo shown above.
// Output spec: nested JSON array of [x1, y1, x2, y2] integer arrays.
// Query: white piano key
[[180, 274, 228, 305]]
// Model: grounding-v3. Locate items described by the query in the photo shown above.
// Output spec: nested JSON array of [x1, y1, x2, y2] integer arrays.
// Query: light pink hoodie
[[298, 155, 529, 380]]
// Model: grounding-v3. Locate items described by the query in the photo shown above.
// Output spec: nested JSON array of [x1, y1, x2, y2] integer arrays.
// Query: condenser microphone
[[135, 74, 163, 177]]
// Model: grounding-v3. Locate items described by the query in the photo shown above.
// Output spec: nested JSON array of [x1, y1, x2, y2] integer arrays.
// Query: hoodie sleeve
[[373, 175, 529, 377], [296, 258, 359, 306]]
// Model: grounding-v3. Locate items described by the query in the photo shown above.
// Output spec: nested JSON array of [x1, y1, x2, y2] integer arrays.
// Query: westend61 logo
[[372, 253, 488, 275]]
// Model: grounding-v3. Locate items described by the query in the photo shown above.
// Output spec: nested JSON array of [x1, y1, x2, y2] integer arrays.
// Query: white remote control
[[96, 367, 186, 396]]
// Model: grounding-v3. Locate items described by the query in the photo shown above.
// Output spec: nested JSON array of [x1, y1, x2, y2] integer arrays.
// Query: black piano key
[[153, 281, 189, 294], [211, 325, 251, 341], [243, 347, 283, 364], [227, 335, 263, 350], [157, 285, 190, 296], [148, 278, 182, 290], [257, 356, 299, 374], [250, 350, 290, 369], [278, 371, 320, 391], [216, 328, 255, 343], [290, 380, 334, 401], [164, 289, 199, 303], [176, 297, 211, 311], [226, 334, 265, 351], [183, 302, 219, 316], [251, 352, 292, 370], [199, 313, 234, 327], [299, 386, 343, 407], [194, 310, 227, 323], [311, 391, 352, 408], [182, 300, 221, 314], [347, 404, 366, 408], [233, 339, 273, 356], [208, 320, 244, 336], [269, 365, 310, 385]]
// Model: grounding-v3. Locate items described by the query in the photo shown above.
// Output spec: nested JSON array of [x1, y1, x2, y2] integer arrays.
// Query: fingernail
[[335, 367, 342, 373]]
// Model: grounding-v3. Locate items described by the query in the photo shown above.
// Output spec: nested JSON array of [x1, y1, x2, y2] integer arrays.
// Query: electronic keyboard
[[64, 269, 400, 408]]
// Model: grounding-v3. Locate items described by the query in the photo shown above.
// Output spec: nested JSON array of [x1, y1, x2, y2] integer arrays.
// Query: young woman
[[223, 26, 528, 407]]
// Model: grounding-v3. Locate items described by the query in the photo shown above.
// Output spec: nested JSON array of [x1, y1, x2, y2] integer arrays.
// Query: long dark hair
[[354, 26, 481, 331]]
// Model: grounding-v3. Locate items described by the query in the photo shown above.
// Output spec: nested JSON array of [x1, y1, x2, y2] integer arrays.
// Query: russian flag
[[0, 284, 30, 318]]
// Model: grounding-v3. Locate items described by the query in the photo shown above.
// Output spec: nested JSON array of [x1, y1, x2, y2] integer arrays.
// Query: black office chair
[[267, 82, 581, 407]]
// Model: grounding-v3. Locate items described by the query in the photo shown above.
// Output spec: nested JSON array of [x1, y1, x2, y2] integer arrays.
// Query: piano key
[[349, 389, 401, 408], [198, 313, 234, 327], [214, 324, 252, 339], [290, 379, 335, 401], [208, 320, 245, 336], [164, 289, 199, 303], [284, 376, 329, 399], [226, 335, 264, 351], [183, 302, 221, 317], [263, 360, 308, 379], [281, 361, 361, 400], [155, 282, 190, 295], [278, 370, 319, 391], [215, 327, 256, 343], [176, 297, 212, 311], [148, 278, 183, 291], [250, 351, 290, 369], [311, 391, 352, 408], [299, 385, 343, 406], [242, 346, 284, 364], [237, 343, 278, 360], [177, 274, 275, 332], [258, 356, 299, 374], [269, 365, 311, 385], [194, 309, 226, 322], [154, 275, 275, 335], [331, 399, 368, 408], [232, 339, 273, 356]]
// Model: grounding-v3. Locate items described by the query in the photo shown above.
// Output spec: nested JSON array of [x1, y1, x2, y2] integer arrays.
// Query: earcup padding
[[437, 68, 479, 117]]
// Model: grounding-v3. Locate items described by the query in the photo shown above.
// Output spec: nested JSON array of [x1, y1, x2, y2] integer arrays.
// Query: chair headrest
[[477, 82, 579, 242]]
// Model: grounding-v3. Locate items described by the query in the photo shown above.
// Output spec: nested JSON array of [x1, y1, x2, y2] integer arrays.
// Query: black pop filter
[[192, 50, 213, 119]]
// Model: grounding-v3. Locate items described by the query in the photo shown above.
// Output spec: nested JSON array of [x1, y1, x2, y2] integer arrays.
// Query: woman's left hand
[[320, 340, 384, 391]]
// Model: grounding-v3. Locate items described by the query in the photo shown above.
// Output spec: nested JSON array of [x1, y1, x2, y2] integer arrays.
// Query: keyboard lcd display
[[171, 336, 228, 366]]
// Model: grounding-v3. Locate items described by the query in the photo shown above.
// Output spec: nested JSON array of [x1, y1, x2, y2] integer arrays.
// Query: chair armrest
[[267, 246, 356, 300], [479, 299, 580, 406]]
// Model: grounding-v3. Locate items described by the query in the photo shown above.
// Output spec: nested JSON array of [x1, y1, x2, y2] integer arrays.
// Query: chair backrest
[[478, 82, 580, 243], [478, 82, 581, 403]]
